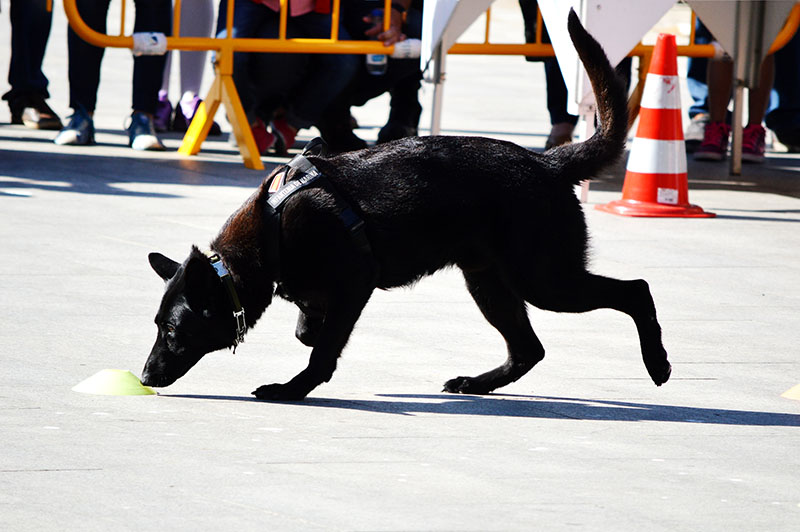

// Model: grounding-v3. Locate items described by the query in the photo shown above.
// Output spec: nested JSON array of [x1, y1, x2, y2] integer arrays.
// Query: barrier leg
[[220, 75, 264, 170], [178, 77, 221, 156], [730, 82, 745, 176], [429, 43, 445, 136]]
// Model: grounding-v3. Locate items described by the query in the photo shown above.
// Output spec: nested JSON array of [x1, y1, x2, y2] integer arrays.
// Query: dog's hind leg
[[443, 269, 545, 395], [526, 272, 671, 386]]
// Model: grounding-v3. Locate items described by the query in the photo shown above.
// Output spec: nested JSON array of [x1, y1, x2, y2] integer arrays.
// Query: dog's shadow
[[162, 392, 800, 427]]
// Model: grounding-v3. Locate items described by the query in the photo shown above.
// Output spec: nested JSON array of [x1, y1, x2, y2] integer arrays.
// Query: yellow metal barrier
[[62, 0, 396, 169], [448, 5, 800, 129], [61, 1, 800, 167]]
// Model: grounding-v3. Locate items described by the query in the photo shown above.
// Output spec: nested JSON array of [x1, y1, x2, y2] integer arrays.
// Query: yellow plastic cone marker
[[72, 369, 156, 396], [781, 383, 800, 401]]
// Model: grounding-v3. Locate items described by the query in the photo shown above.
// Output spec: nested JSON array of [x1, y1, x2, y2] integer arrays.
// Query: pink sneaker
[[741, 123, 766, 163], [694, 121, 731, 161], [270, 117, 297, 156], [251, 118, 276, 155]]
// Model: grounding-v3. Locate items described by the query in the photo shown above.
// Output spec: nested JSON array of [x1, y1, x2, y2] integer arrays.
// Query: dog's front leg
[[295, 309, 324, 347], [253, 287, 373, 401]]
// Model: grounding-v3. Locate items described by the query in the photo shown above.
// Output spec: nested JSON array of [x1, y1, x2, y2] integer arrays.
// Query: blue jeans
[[686, 21, 713, 119], [3, 0, 53, 102], [68, 0, 171, 114], [215, 0, 358, 128]]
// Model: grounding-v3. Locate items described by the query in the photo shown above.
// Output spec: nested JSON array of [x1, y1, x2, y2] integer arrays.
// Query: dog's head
[[141, 247, 238, 388]]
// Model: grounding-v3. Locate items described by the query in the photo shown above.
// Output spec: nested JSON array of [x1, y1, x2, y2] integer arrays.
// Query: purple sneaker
[[153, 91, 172, 133]]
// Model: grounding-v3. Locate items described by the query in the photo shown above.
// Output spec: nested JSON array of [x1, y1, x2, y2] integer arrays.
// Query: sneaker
[[270, 117, 297, 156], [20, 95, 63, 130], [7, 94, 25, 124], [545, 122, 575, 150], [251, 118, 276, 155], [127, 112, 166, 151], [773, 129, 800, 153], [54, 105, 95, 145], [741, 123, 766, 163], [684, 113, 709, 153], [153, 91, 172, 132], [694, 121, 731, 161], [172, 93, 221, 135]]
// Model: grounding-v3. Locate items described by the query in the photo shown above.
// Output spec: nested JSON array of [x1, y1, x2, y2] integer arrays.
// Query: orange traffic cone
[[597, 33, 714, 218]]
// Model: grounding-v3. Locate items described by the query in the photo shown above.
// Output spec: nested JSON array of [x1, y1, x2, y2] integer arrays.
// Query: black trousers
[[3, 0, 53, 102], [68, 0, 171, 114]]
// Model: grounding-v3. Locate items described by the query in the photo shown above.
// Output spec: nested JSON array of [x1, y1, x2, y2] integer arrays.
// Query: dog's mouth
[[140, 372, 174, 388]]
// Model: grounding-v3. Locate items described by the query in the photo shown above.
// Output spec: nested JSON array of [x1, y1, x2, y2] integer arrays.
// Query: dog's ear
[[183, 254, 221, 312], [149, 252, 180, 281]]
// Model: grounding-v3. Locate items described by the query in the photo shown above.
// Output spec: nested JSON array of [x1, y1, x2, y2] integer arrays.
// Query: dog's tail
[[547, 9, 628, 184]]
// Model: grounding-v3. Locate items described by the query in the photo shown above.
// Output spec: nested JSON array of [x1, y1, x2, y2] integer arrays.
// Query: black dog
[[142, 10, 671, 400]]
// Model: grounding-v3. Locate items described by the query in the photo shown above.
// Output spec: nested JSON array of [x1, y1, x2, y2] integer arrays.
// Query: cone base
[[596, 199, 715, 218], [72, 369, 157, 396]]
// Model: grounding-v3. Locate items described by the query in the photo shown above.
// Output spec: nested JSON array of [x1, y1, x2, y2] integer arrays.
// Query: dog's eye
[[165, 324, 176, 335]]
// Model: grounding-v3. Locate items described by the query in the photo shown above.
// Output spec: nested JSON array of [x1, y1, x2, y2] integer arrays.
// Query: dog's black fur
[[142, 10, 671, 399]]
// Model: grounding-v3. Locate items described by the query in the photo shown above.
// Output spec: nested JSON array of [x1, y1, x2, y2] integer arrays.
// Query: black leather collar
[[205, 252, 247, 352]]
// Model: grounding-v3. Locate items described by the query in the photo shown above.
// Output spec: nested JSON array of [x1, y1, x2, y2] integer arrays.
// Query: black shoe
[[172, 96, 222, 136], [7, 95, 26, 125], [377, 121, 417, 144], [318, 121, 367, 153], [127, 112, 166, 151], [54, 106, 95, 146], [21, 95, 63, 130], [774, 129, 800, 153]]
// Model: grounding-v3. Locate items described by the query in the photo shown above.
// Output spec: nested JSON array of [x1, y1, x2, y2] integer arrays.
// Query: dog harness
[[206, 138, 371, 350], [264, 138, 372, 281]]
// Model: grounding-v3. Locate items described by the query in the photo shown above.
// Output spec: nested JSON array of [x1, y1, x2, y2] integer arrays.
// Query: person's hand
[[363, 8, 407, 46]]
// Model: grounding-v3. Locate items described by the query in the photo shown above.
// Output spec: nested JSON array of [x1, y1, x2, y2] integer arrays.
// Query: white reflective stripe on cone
[[626, 137, 688, 174], [640, 73, 682, 110]]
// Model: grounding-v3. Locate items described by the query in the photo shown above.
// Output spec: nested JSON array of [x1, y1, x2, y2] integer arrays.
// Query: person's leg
[[747, 55, 775, 125], [215, 0, 271, 122], [67, 0, 111, 115], [6, 0, 52, 99], [178, 0, 214, 97], [171, 0, 220, 133], [129, 0, 172, 150], [695, 58, 733, 161], [765, 29, 800, 150], [543, 58, 578, 149], [55, 0, 110, 145], [273, 12, 358, 151], [4, 0, 61, 128], [241, 9, 310, 154], [687, 20, 713, 117], [741, 55, 775, 163], [131, 0, 172, 115]]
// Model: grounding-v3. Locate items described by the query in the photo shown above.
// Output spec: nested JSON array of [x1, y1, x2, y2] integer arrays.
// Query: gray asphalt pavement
[[1, 1, 799, 531]]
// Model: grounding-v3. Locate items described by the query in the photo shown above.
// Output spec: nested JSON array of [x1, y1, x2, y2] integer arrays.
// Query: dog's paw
[[443, 376, 491, 395], [252, 383, 307, 401], [648, 360, 672, 386]]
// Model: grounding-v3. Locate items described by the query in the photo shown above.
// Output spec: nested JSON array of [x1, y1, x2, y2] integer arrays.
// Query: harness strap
[[267, 140, 372, 259]]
